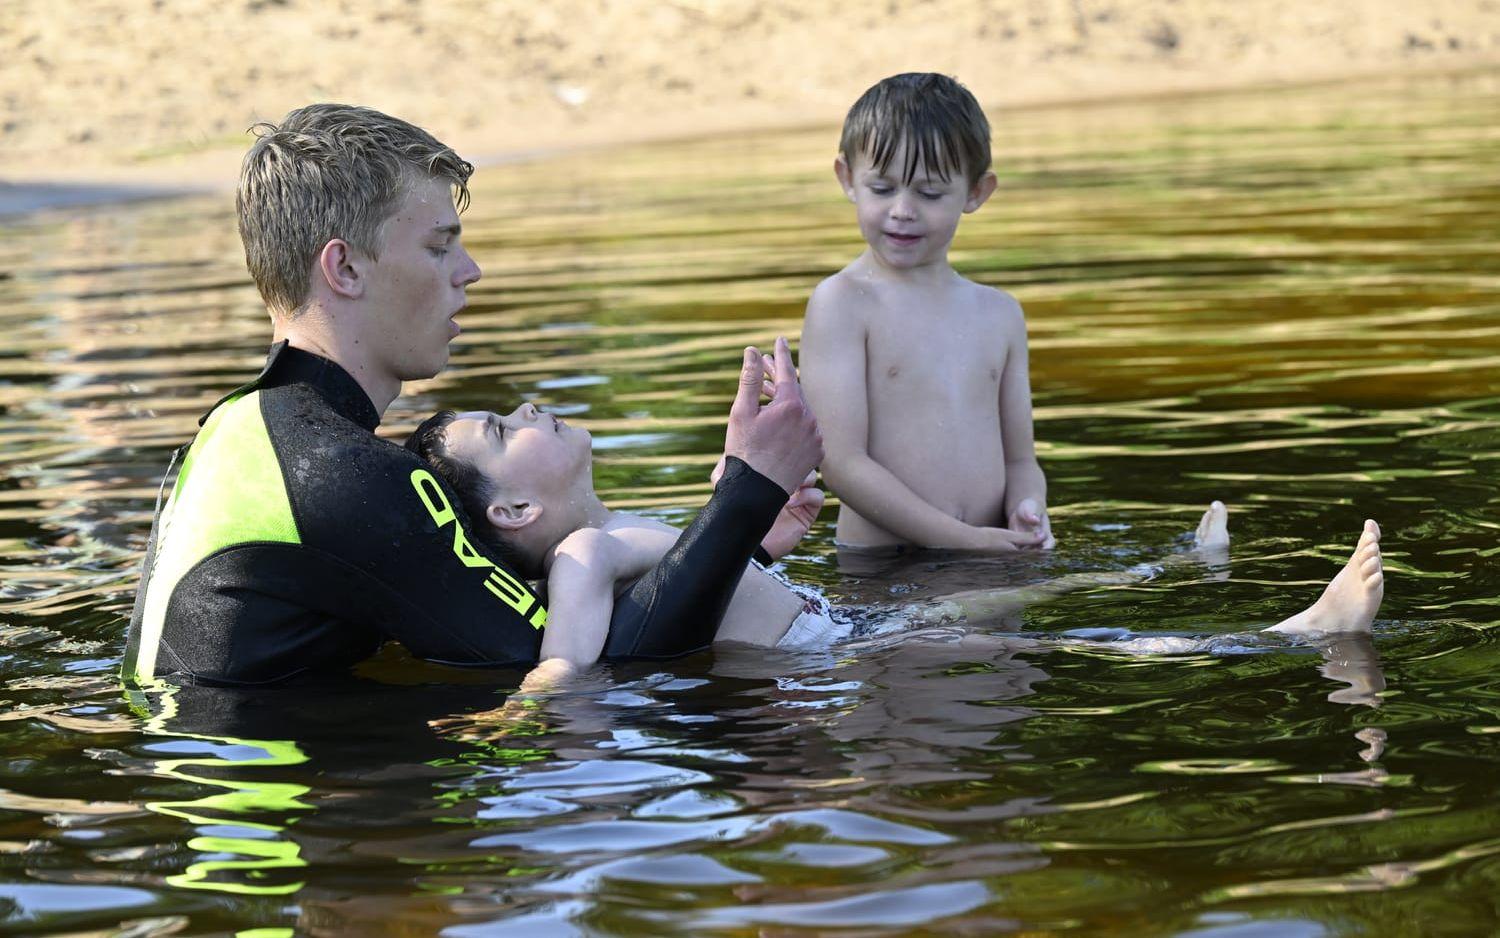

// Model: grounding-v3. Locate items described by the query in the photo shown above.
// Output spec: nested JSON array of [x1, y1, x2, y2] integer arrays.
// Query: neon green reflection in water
[[130, 685, 312, 897]]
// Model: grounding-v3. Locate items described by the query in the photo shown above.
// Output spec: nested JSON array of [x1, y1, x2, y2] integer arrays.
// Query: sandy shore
[[3, 0, 1498, 202]]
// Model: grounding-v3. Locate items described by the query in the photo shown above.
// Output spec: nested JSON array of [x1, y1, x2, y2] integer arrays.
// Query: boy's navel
[[887, 365, 900, 379]]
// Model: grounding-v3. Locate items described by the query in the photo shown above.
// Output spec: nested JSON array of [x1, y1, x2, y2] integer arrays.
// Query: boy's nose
[[890, 196, 916, 220], [456, 247, 482, 287]]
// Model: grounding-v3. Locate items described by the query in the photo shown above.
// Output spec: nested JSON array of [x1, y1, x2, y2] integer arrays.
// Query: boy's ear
[[316, 238, 366, 301], [834, 154, 856, 202], [487, 500, 543, 532], [964, 171, 998, 213]]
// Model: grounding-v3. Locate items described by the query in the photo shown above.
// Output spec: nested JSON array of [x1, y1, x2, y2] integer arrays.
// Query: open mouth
[[885, 232, 922, 245]]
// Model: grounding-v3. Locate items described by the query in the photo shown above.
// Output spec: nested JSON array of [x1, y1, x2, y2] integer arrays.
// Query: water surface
[[1, 71, 1498, 935]]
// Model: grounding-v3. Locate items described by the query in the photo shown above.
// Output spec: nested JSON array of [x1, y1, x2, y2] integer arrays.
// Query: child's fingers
[[789, 484, 824, 509], [1013, 497, 1044, 526], [991, 527, 1044, 550]]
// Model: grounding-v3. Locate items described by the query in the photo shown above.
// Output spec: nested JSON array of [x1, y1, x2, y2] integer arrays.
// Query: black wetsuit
[[124, 342, 787, 686]]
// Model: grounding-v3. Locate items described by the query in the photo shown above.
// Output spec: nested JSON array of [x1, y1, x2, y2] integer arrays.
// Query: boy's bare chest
[[864, 318, 1008, 403]]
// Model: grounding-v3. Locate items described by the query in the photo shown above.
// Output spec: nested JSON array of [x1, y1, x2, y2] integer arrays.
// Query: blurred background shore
[[3, 0, 1498, 208]]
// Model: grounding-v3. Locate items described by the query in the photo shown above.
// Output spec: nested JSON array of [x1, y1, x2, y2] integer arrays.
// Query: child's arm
[[801, 283, 1039, 551], [533, 528, 628, 668], [996, 298, 1055, 548]]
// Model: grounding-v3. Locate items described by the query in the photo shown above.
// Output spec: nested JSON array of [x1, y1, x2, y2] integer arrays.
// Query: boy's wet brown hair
[[839, 73, 992, 186], [237, 103, 474, 318]]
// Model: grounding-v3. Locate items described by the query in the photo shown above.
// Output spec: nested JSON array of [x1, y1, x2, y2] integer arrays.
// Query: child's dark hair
[[404, 410, 542, 579], [839, 73, 991, 186]]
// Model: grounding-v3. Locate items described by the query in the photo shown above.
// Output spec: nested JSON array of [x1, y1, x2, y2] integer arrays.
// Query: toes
[[1361, 554, 1382, 579], [1194, 501, 1229, 547]]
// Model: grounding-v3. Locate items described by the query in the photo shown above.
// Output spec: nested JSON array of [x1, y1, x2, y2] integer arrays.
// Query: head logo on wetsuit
[[410, 469, 547, 629]]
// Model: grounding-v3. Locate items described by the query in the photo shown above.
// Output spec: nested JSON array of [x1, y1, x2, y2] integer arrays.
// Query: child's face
[[836, 144, 996, 270], [442, 403, 592, 507]]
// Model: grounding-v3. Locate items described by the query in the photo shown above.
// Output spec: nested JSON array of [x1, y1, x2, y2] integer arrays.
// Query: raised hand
[[722, 336, 824, 495]]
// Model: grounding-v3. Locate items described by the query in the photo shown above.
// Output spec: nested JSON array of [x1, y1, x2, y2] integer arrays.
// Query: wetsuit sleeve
[[603, 456, 788, 659]]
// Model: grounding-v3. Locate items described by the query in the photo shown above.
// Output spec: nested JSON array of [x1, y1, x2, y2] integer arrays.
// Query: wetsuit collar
[[198, 341, 382, 431]]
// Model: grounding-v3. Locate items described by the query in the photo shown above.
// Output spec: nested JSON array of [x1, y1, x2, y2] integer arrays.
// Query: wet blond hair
[[236, 103, 474, 317]]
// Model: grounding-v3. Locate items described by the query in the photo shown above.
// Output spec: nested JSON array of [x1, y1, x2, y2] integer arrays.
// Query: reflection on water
[[1, 71, 1499, 933]]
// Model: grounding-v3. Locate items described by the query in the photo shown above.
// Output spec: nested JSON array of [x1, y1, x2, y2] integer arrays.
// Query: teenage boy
[[800, 73, 1052, 552], [124, 104, 822, 687]]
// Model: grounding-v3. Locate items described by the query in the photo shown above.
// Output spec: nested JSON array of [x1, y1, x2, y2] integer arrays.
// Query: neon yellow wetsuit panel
[[133, 391, 299, 682]]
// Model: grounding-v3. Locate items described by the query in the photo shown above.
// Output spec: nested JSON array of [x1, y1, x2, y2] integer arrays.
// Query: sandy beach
[[3, 0, 1498, 200]]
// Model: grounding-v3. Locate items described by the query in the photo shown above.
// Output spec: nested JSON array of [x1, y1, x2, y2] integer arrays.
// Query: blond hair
[[236, 103, 474, 317]]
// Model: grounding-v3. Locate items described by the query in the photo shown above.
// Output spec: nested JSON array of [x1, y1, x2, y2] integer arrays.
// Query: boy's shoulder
[[955, 278, 1026, 338], [805, 268, 869, 318], [958, 276, 1023, 315], [554, 524, 620, 560]]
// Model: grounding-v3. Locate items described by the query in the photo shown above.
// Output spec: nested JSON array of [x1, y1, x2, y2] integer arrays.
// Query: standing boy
[[801, 73, 1052, 552]]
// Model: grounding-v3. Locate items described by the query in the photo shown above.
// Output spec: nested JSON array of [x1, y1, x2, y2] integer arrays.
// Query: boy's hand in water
[[521, 657, 579, 693], [428, 659, 582, 743], [975, 524, 1049, 551], [1007, 498, 1056, 549], [723, 336, 824, 495]]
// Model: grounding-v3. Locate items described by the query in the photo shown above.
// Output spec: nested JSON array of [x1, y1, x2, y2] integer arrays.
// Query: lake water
[[1, 70, 1498, 935]]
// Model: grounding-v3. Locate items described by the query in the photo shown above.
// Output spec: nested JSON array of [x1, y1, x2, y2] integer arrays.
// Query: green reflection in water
[[131, 684, 311, 897]]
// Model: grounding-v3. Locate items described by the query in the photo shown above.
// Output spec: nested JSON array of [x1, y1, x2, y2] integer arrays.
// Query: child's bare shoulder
[[962, 278, 1022, 314], [554, 526, 624, 564], [805, 269, 874, 329], [599, 513, 680, 564], [555, 520, 662, 584], [962, 279, 1026, 336]]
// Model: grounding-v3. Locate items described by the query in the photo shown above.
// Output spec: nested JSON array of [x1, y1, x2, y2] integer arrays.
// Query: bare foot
[[1266, 520, 1384, 636], [1194, 500, 1230, 550]]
